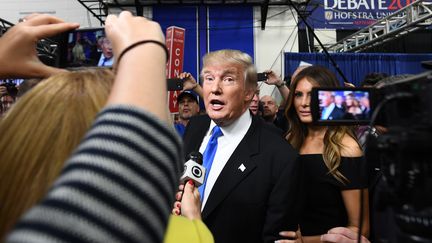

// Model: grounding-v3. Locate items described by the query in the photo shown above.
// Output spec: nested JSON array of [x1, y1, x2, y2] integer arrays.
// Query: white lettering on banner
[[175, 48, 180, 56], [324, 0, 337, 9], [378, 0, 387, 10], [376, 12, 391, 18], [339, 0, 347, 9], [347, 0, 356, 9], [324, 0, 388, 10], [174, 69, 180, 77], [175, 59, 180, 67], [333, 11, 374, 20]]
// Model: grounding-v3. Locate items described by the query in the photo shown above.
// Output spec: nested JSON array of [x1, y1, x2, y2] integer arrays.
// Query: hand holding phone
[[257, 72, 268, 82], [167, 78, 184, 91]]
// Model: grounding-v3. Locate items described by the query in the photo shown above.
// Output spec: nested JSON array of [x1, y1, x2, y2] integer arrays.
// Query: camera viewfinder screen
[[318, 90, 372, 122], [66, 28, 113, 68]]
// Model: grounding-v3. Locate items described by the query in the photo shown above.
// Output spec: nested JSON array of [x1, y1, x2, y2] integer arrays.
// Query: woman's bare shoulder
[[340, 134, 363, 157]]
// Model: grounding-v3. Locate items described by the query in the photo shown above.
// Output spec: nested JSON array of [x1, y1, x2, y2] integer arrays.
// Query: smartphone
[[257, 72, 268, 82], [167, 78, 184, 91], [58, 27, 109, 68], [310, 87, 376, 125]]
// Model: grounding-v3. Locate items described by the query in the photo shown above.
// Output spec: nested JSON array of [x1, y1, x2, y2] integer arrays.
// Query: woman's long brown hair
[[285, 66, 358, 184]]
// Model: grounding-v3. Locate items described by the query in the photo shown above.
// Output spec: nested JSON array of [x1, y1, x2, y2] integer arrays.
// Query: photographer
[[0, 12, 183, 243]]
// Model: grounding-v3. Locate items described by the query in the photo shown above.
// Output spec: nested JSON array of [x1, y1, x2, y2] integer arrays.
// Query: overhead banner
[[308, 0, 432, 29]]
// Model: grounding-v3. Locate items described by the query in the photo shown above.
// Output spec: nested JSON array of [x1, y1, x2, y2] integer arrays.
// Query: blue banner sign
[[308, 0, 431, 29]]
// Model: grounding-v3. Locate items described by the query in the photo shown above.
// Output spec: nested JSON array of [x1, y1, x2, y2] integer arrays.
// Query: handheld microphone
[[180, 151, 205, 187]]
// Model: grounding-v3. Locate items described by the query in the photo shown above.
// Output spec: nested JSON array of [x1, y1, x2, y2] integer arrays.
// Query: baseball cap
[[177, 90, 199, 104]]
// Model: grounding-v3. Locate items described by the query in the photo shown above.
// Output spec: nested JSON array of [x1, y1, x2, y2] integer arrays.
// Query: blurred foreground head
[[0, 68, 114, 237]]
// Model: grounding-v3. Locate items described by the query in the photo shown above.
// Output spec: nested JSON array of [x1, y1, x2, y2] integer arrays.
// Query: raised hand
[[0, 14, 79, 78]]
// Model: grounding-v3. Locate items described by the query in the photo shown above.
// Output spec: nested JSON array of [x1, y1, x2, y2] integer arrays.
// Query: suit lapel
[[202, 116, 261, 218], [184, 115, 211, 156]]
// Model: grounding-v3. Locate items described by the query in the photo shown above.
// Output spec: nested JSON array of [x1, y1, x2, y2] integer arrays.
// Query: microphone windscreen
[[187, 151, 203, 165]]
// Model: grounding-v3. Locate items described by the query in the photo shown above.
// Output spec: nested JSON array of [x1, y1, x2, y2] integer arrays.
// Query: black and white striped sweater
[[7, 106, 182, 243]]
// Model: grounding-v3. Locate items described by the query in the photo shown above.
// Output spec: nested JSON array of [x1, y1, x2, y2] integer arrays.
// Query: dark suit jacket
[[328, 106, 345, 120], [183, 114, 302, 243]]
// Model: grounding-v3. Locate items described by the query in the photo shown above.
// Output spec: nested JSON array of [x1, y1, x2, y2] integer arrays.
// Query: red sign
[[165, 26, 185, 113]]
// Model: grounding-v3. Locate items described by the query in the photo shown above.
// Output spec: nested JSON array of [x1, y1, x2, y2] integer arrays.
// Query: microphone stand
[[288, 0, 350, 84]]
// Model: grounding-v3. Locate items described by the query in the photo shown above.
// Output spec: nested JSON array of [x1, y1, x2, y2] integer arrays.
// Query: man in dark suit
[[320, 91, 345, 120], [183, 49, 302, 243]]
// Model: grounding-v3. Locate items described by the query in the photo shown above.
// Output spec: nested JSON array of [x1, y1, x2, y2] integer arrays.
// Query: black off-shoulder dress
[[299, 154, 368, 236]]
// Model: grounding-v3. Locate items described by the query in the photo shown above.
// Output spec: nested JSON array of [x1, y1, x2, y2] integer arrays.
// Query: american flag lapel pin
[[238, 163, 246, 172]]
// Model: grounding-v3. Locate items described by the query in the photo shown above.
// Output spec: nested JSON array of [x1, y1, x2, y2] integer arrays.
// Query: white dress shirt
[[321, 102, 335, 120], [97, 54, 114, 67], [199, 110, 252, 209]]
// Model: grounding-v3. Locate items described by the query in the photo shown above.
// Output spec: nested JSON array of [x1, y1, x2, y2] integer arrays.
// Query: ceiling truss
[[77, 0, 310, 29], [324, 0, 432, 53]]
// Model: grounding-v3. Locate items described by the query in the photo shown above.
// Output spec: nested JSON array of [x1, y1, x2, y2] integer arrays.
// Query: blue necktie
[[102, 57, 108, 66], [199, 126, 223, 202]]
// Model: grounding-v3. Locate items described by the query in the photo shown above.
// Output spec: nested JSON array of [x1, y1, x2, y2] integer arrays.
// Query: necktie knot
[[102, 56, 112, 66], [211, 126, 223, 139]]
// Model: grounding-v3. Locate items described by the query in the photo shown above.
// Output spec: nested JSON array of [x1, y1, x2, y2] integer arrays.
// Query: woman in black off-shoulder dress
[[278, 66, 369, 243]]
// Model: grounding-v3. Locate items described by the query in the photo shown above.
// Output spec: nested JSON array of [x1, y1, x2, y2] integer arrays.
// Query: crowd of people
[[0, 10, 390, 243]]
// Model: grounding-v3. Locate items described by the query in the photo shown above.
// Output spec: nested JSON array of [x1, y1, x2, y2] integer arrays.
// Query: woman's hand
[[104, 11, 164, 60], [104, 11, 168, 121], [275, 230, 302, 243], [0, 14, 79, 78], [172, 181, 202, 220]]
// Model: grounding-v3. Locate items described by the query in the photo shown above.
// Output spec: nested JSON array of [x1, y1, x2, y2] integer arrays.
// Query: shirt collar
[[208, 110, 252, 139]]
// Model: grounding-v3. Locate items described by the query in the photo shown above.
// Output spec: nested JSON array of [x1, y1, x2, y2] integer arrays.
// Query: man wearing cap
[[175, 90, 200, 137]]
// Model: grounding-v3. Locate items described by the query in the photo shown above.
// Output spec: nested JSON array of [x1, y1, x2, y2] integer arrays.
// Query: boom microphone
[[180, 152, 205, 187]]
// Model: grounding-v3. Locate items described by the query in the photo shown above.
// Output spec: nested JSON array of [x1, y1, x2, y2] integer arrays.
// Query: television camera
[[311, 71, 432, 242]]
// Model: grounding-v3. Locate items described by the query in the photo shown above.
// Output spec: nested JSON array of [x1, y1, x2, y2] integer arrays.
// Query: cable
[[290, 30, 298, 52], [268, 23, 297, 98], [269, 16, 298, 70], [358, 91, 414, 243], [368, 92, 413, 128], [254, 7, 292, 25], [258, 6, 298, 96], [358, 184, 365, 243], [288, 0, 350, 84]]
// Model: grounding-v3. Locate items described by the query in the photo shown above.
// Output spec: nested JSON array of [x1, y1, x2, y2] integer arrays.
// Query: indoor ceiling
[[77, 0, 310, 28]]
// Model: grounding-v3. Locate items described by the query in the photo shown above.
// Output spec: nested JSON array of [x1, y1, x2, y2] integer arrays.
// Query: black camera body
[[310, 71, 432, 127], [311, 71, 432, 242]]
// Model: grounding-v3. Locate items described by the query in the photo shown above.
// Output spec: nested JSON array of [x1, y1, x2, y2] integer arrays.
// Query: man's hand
[[0, 14, 79, 78], [264, 70, 283, 86], [178, 72, 198, 91], [321, 227, 370, 243]]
